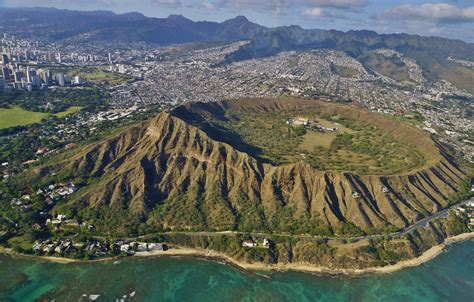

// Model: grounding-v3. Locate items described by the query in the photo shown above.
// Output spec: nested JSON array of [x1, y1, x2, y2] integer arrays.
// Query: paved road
[[129, 198, 473, 242]]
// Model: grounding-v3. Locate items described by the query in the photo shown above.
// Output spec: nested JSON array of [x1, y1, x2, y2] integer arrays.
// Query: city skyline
[[0, 0, 473, 42]]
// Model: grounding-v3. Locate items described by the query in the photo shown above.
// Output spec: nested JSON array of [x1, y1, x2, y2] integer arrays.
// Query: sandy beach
[[1, 232, 473, 276], [0, 246, 78, 264]]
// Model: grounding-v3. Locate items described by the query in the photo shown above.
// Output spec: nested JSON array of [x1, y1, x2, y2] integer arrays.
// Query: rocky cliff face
[[51, 98, 467, 234]]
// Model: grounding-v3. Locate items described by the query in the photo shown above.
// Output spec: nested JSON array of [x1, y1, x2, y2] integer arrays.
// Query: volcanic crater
[[48, 98, 467, 234]]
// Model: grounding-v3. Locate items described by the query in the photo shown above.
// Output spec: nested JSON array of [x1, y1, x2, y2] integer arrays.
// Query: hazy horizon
[[1, 0, 473, 42]]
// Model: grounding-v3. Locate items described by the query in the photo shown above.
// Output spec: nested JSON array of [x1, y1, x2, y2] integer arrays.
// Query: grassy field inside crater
[[217, 108, 425, 175]]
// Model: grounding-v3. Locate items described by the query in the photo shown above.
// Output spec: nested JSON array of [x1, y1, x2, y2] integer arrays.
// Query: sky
[[1, 0, 473, 42]]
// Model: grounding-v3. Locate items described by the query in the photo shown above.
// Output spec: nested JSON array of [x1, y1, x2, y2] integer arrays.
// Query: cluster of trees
[[268, 208, 333, 236], [447, 179, 474, 206], [0, 87, 105, 113], [445, 211, 470, 236], [0, 120, 64, 164]]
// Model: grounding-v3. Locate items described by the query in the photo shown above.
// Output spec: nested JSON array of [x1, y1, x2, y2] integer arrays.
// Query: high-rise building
[[57, 52, 62, 63], [108, 53, 112, 63], [1, 66, 10, 80], [21, 77, 28, 89], [56, 73, 65, 87], [1, 54, 9, 65], [72, 75, 82, 85], [45, 69, 51, 83], [119, 64, 126, 74], [31, 75, 41, 88], [14, 70, 24, 83], [39, 69, 51, 84], [26, 68, 37, 82], [0, 76, 5, 90]]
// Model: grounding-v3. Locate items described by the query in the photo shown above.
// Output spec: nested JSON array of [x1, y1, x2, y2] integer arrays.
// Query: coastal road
[[126, 198, 473, 243]]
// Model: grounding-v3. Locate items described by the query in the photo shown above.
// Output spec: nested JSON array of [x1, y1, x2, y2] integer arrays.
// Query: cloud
[[301, 6, 346, 20], [203, 0, 366, 14], [304, 0, 367, 9], [4, 0, 182, 9], [381, 3, 474, 23], [214, 0, 291, 12], [302, 7, 324, 17], [4, 0, 119, 7], [148, 0, 181, 8], [201, 2, 218, 10]]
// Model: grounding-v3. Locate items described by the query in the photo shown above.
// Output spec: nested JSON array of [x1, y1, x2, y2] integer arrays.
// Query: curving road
[[128, 198, 473, 242]]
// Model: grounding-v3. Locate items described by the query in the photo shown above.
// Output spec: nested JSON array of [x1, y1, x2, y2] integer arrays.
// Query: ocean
[[0, 239, 473, 301]]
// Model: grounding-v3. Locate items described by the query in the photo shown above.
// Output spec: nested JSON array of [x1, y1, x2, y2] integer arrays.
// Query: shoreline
[[141, 232, 474, 276], [1, 232, 473, 276]]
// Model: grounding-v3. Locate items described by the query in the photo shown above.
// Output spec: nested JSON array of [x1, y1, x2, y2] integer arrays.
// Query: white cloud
[[4, 0, 119, 7], [201, 2, 217, 10], [302, 7, 324, 17], [4, 0, 182, 9], [305, 0, 367, 9], [382, 3, 474, 23], [147, 0, 181, 8], [209, 0, 366, 13]]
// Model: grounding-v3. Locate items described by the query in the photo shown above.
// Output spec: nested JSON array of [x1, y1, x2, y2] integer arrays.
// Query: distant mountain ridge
[[1, 7, 473, 86], [0, 7, 267, 44], [1, 7, 471, 51]]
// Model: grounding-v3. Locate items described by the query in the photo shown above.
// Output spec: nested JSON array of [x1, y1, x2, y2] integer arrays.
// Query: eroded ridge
[[43, 98, 467, 235]]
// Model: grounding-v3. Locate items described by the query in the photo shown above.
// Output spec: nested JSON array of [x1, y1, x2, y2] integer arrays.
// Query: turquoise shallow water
[[0, 239, 473, 301]]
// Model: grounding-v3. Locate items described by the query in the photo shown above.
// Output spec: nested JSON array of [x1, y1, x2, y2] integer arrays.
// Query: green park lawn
[[0, 106, 49, 129], [0, 106, 82, 129], [54, 106, 82, 118]]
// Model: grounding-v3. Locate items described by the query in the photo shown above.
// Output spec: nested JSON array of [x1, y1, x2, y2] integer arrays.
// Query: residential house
[[242, 240, 257, 248]]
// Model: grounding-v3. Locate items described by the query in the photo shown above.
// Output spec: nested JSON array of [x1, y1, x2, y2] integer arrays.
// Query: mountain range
[[1, 7, 473, 87]]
